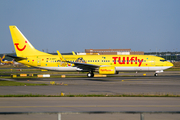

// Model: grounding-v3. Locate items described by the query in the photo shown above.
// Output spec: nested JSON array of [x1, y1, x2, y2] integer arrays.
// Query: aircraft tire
[[154, 73, 158, 77], [87, 73, 91, 77], [87, 72, 94, 77]]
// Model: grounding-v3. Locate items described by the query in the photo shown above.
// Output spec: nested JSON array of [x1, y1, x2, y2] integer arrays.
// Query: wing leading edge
[[70, 62, 100, 71]]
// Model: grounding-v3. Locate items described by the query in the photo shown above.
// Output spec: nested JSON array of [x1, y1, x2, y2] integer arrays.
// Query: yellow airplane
[[0, 54, 14, 64], [8, 26, 173, 77]]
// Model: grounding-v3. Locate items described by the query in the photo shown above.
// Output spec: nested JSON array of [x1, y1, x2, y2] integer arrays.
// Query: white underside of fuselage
[[115, 66, 171, 72], [39, 66, 172, 72], [39, 67, 78, 72]]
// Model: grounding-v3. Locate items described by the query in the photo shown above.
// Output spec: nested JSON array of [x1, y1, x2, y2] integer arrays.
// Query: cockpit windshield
[[160, 59, 166, 62]]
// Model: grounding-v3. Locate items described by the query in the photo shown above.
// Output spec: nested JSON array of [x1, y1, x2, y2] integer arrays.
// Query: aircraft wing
[[56, 50, 100, 71], [70, 62, 100, 71]]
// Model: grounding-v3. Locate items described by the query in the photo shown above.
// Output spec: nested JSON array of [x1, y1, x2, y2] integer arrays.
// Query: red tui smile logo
[[14, 41, 27, 51]]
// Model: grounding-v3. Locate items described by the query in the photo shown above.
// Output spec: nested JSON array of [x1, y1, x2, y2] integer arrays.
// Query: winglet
[[0, 55, 5, 62], [72, 51, 76, 55], [2, 55, 5, 59], [57, 50, 66, 61]]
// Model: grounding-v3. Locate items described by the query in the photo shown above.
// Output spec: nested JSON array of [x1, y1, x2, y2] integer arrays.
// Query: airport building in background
[[81, 49, 180, 61], [84, 49, 144, 55], [145, 52, 180, 62]]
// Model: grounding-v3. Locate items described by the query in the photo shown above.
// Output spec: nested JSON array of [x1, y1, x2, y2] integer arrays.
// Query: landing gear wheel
[[154, 73, 158, 77], [87, 72, 94, 77], [87, 73, 91, 77]]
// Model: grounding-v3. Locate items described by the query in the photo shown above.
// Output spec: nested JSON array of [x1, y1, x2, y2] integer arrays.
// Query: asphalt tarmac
[[0, 71, 180, 120], [0, 71, 180, 95], [0, 97, 180, 120]]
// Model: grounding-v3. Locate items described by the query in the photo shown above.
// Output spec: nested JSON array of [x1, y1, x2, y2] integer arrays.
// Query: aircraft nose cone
[[167, 62, 173, 67]]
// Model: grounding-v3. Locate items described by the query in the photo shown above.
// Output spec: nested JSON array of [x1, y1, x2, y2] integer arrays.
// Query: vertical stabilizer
[[9, 26, 50, 57]]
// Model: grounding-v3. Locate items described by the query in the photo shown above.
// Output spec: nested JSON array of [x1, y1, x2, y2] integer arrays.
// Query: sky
[[0, 0, 180, 54]]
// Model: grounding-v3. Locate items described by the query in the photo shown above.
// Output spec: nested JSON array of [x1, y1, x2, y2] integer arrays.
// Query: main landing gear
[[87, 71, 94, 77], [154, 73, 158, 77]]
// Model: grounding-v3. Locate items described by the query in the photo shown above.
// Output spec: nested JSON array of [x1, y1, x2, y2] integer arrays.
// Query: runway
[[0, 72, 180, 119], [0, 71, 180, 95], [0, 97, 180, 120]]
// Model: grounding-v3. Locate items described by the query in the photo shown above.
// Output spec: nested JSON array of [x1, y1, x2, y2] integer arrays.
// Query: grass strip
[[0, 94, 179, 97]]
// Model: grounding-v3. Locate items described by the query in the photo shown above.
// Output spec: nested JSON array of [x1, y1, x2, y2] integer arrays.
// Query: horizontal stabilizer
[[7, 55, 27, 60]]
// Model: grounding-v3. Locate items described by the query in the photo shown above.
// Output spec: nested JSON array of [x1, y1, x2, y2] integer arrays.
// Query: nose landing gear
[[154, 73, 158, 76]]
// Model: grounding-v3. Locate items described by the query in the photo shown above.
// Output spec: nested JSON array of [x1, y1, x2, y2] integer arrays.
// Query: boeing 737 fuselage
[[8, 26, 173, 77]]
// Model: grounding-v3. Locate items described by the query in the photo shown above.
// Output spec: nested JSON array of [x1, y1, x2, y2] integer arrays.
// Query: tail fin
[[9, 26, 50, 57]]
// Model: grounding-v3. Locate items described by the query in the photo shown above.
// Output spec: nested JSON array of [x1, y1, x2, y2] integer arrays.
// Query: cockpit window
[[160, 60, 166, 62]]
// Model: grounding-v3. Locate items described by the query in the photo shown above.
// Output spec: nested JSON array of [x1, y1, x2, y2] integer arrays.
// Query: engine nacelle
[[99, 66, 116, 74]]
